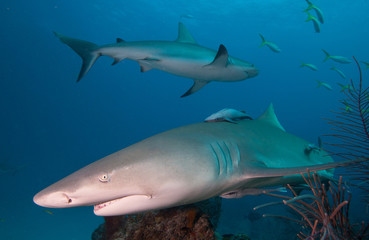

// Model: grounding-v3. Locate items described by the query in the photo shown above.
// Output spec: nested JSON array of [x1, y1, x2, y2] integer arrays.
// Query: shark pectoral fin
[[112, 58, 124, 65], [140, 64, 153, 72], [204, 44, 229, 68], [138, 58, 160, 72], [221, 187, 283, 199], [244, 160, 357, 179], [53, 32, 100, 82], [221, 190, 249, 199], [175, 22, 197, 44], [181, 80, 210, 97], [224, 117, 238, 124]]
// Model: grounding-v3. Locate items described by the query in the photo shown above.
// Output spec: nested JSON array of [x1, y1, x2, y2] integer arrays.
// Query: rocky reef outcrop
[[92, 197, 222, 240]]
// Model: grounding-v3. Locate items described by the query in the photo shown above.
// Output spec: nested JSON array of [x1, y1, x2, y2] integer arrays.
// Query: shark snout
[[33, 190, 73, 208], [246, 67, 259, 78]]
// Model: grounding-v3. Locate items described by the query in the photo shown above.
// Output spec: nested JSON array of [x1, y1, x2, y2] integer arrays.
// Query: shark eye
[[98, 174, 110, 183]]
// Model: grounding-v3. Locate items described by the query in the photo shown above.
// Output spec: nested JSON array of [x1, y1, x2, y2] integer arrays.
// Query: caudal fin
[[53, 32, 100, 82], [258, 33, 266, 47], [316, 80, 323, 88], [321, 49, 330, 62]]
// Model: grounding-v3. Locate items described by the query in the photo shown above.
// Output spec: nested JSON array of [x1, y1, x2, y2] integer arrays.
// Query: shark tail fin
[[300, 61, 306, 68], [54, 32, 100, 82], [322, 49, 330, 62], [258, 33, 266, 47]]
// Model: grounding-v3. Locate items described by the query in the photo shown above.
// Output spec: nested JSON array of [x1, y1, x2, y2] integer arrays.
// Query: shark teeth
[[93, 194, 152, 212], [93, 194, 153, 213], [94, 199, 117, 211]]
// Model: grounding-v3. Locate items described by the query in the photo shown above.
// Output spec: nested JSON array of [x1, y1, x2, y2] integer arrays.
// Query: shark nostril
[[63, 194, 72, 204]]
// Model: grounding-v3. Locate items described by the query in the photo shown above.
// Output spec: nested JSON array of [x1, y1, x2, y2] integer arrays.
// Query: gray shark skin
[[54, 23, 258, 97], [33, 104, 347, 216]]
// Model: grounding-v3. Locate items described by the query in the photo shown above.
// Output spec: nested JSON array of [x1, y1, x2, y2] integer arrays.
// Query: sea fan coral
[[255, 170, 369, 239], [324, 56, 369, 159], [324, 57, 369, 202]]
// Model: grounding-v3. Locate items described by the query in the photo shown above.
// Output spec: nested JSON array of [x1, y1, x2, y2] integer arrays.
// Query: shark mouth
[[94, 198, 120, 212], [93, 195, 152, 215]]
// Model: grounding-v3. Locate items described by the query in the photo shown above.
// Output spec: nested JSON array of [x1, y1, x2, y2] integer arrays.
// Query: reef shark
[[33, 104, 350, 216], [54, 23, 258, 97]]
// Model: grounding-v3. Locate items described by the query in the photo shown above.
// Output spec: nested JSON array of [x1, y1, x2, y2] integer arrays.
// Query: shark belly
[[142, 58, 249, 81]]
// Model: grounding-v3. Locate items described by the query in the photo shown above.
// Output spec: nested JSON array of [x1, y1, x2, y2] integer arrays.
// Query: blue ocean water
[[1, 0, 369, 239]]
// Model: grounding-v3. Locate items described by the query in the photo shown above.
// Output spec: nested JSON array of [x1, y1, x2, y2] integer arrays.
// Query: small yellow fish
[[330, 66, 346, 79], [300, 62, 318, 71], [337, 83, 352, 92], [258, 33, 281, 53], [43, 210, 54, 215], [305, 0, 324, 24], [316, 80, 332, 90], [342, 100, 352, 112], [322, 49, 352, 63], [305, 12, 321, 33]]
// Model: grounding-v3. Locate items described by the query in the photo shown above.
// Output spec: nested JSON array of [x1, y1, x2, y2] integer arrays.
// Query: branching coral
[[324, 56, 369, 159], [324, 57, 369, 202], [256, 56, 369, 239], [255, 170, 369, 239]]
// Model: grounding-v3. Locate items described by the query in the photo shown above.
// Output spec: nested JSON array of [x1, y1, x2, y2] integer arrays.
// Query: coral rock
[[92, 197, 221, 240]]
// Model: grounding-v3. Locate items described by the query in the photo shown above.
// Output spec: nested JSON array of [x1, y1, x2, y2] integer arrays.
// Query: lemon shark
[[33, 104, 349, 216], [54, 23, 258, 97]]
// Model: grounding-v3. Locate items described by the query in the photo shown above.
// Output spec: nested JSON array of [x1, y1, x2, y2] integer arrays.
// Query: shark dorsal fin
[[206, 44, 229, 67], [176, 22, 197, 44], [257, 103, 285, 131], [116, 38, 125, 43]]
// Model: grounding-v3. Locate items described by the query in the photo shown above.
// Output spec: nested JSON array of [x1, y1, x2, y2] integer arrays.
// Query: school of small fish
[[256, 0, 368, 93]]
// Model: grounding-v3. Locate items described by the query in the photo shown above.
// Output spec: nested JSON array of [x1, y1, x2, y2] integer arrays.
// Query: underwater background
[[1, 0, 369, 239]]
